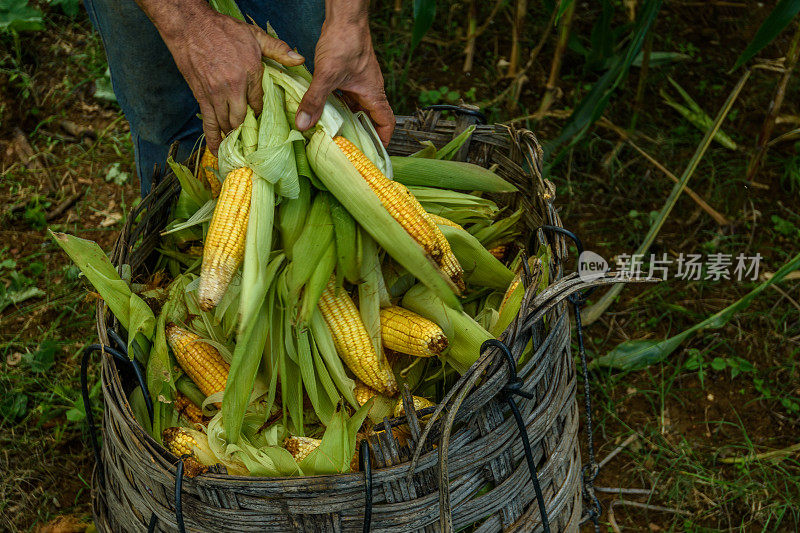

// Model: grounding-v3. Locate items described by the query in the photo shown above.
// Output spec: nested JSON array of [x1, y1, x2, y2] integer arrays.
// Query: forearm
[[134, 0, 217, 42]]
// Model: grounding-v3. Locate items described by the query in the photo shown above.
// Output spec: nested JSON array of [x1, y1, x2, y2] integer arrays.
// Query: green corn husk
[[470, 208, 523, 248], [298, 242, 337, 326], [434, 125, 476, 161], [438, 225, 514, 290], [402, 283, 493, 372], [49, 231, 154, 360], [358, 231, 387, 360], [390, 157, 517, 192], [279, 175, 312, 254], [330, 197, 360, 285], [176, 375, 206, 410], [307, 130, 462, 310], [309, 309, 357, 408], [287, 193, 335, 298], [299, 403, 370, 475]]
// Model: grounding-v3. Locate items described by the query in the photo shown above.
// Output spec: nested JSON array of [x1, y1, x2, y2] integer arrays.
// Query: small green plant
[[771, 215, 800, 238], [0, 0, 43, 62], [0, 251, 45, 313], [754, 377, 800, 415], [709, 356, 754, 378], [780, 143, 800, 193], [22, 195, 51, 229], [0, 0, 43, 32], [47, 0, 81, 16], [419, 85, 475, 106], [23, 339, 59, 373]]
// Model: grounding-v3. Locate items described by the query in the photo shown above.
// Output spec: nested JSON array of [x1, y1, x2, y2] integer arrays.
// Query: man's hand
[[141, 1, 304, 154], [295, 8, 394, 145]]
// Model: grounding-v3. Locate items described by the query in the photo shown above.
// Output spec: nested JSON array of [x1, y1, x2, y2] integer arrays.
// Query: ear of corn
[[494, 254, 547, 337], [394, 396, 435, 418], [402, 284, 493, 373], [198, 147, 222, 198], [437, 224, 514, 290], [318, 278, 398, 395], [353, 380, 380, 406], [334, 136, 441, 260], [198, 166, 253, 311], [162, 427, 218, 477], [166, 324, 230, 399], [380, 306, 448, 358], [284, 435, 322, 463], [175, 392, 206, 426], [425, 213, 465, 291], [307, 131, 461, 310]]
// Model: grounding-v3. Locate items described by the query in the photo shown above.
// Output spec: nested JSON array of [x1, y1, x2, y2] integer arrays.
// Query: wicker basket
[[90, 110, 584, 532]]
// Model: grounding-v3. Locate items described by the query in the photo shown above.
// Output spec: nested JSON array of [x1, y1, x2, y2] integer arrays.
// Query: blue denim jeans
[[82, 0, 324, 197]]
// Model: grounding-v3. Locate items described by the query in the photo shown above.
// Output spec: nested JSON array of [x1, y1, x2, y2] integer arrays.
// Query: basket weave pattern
[[91, 112, 581, 532]]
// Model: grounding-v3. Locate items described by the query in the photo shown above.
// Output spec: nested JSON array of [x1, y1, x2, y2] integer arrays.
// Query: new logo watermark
[[578, 251, 762, 282], [578, 251, 609, 281]]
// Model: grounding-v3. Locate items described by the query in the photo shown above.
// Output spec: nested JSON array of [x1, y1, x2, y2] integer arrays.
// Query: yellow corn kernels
[[354, 380, 380, 407], [427, 213, 463, 230], [166, 324, 229, 399], [198, 166, 252, 311], [162, 427, 210, 477], [380, 306, 448, 358], [198, 147, 222, 198], [318, 279, 398, 395], [423, 212, 465, 291], [394, 396, 435, 418], [333, 136, 441, 261], [174, 392, 206, 426], [284, 436, 322, 463]]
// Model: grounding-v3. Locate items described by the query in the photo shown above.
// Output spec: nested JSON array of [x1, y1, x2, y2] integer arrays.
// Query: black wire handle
[[81, 329, 162, 531], [175, 457, 187, 533], [482, 339, 550, 533], [535, 225, 602, 530], [359, 439, 373, 533], [147, 513, 158, 533], [422, 104, 487, 125]]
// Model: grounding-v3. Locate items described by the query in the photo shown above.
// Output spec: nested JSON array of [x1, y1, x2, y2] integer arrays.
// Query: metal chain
[[571, 294, 601, 531]]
